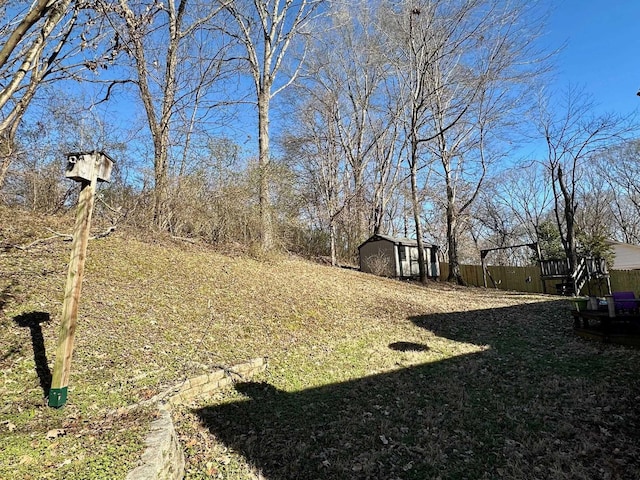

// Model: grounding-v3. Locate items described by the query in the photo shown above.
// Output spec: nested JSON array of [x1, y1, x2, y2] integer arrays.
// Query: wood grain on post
[[49, 157, 98, 407]]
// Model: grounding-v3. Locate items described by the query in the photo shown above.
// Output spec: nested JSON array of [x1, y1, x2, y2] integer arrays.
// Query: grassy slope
[[1, 206, 639, 479]]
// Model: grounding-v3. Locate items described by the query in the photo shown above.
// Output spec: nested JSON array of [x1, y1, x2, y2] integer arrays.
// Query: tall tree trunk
[[153, 144, 169, 229], [224, 0, 319, 251], [118, 0, 190, 231], [557, 166, 577, 272], [410, 139, 427, 284], [565, 207, 577, 272], [329, 221, 337, 266], [0, 123, 18, 190], [446, 192, 465, 285], [373, 204, 382, 235], [258, 88, 272, 249], [444, 165, 465, 285]]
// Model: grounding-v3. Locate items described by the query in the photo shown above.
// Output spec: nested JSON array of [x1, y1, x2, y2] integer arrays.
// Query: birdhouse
[[65, 151, 114, 183]]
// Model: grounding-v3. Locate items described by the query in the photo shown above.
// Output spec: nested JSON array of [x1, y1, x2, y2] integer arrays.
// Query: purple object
[[612, 291, 637, 312]]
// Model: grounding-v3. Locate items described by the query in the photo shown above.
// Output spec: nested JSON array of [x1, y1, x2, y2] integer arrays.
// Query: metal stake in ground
[[49, 152, 113, 408]]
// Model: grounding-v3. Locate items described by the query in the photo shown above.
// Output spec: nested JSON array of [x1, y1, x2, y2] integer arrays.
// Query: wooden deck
[[541, 257, 610, 296], [571, 310, 640, 347]]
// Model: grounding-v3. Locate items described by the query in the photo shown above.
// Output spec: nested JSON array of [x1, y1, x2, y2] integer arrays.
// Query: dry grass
[[1, 205, 639, 479]]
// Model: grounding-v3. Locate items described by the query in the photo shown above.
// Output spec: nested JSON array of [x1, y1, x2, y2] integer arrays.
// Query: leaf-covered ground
[[1, 205, 639, 479], [175, 296, 640, 480]]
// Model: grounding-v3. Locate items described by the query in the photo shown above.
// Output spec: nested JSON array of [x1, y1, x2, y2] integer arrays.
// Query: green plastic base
[[48, 387, 68, 408]]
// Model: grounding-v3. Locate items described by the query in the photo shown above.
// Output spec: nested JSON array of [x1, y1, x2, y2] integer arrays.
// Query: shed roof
[[358, 233, 438, 250]]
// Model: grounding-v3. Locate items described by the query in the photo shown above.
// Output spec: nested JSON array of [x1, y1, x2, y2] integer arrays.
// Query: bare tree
[[103, 0, 231, 229], [536, 86, 637, 274], [388, 3, 442, 284], [483, 162, 554, 250], [222, 0, 322, 250], [306, 1, 401, 257], [425, 0, 547, 284], [473, 190, 525, 254], [598, 140, 640, 243], [3, 89, 134, 213], [385, 0, 546, 284], [574, 165, 616, 257], [283, 92, 345, 265], [388, 1, 482, 283], [0, 0, 78, 189], [370, 120, 404, 236], [282, 0, 405, 263], [321, 2, 394, 248]]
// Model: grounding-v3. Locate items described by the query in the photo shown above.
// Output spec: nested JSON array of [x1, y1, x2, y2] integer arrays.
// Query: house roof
[[358, 233, 439, 250], [606, 240, 640, 270]]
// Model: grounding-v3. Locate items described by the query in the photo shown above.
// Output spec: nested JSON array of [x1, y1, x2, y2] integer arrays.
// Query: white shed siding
[[399, 245, 421, 277], [399, 245, 440, 278]]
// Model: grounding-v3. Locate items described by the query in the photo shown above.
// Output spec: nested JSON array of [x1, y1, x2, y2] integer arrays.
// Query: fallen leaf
[[206, 462, 218, 476], [46, 429, 66, 440]]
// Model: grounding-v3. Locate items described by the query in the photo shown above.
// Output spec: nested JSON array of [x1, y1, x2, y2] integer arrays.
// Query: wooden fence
[[610, 269, 640, 294], [439, 263, 545, 293], [439, 263, 640, 295]]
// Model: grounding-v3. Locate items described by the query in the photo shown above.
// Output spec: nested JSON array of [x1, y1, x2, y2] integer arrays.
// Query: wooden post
[[606, 295, 616, 318], [535, 242, 547, 294], [49, 156, 99, 407], [480, 250, 488, 288]]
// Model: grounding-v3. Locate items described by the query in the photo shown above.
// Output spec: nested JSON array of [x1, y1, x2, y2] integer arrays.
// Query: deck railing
[[540, 257, 608, 278], [585, 257, 608, 276], [540, 258, 570, 277]]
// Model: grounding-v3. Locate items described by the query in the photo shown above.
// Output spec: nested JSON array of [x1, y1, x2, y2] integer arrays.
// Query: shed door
[[398, 246, 420, 277], [398, 245, 407, 276], [408, 246, 421, 276]]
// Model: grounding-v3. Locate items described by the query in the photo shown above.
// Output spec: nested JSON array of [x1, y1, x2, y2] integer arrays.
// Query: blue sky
[[543, 0, 640, 118], [58, 0, 640, 168]]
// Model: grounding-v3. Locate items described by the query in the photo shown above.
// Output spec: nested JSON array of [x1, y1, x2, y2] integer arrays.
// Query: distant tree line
[[0, 0, 638, 284]]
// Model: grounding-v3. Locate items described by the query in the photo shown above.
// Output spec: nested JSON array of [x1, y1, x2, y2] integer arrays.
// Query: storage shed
[[358, 234, 440, 279]]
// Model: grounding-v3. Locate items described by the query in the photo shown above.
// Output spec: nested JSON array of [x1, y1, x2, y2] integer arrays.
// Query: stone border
[[125, 405, 184, 480], [168, 357, 267, 406], [126, 357, 268, 480]]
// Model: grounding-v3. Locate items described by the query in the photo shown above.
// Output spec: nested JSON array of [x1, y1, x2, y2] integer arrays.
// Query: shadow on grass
[[194, 301, 640, 479], [411, 298, 577, 349], [14, 311, 52, 397], [196, 358, 484, 480], [388, 341, 429, 352]]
